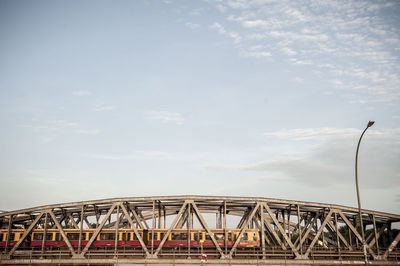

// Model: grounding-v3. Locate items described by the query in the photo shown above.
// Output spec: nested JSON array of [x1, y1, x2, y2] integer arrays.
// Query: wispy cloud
[[205, 127, 400, 189], [76, 129, 100, 135], [185, 22, 200, 29], [263, 127, 400, 142], [189, 8, 203, 16], [72, 90, 91, 96], [243, 135, 400, 189], [20, 119, 100, 136], [86, 150, 171, 160], [211, 22, 242, 44], [92, 103, 116, 112], [20, 119, 78, 131], [209, 0, 400, 103], [145, 110, 184, 125]]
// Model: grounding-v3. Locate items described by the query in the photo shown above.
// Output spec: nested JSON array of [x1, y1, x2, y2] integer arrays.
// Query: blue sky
[[0, 0, 399, 214]]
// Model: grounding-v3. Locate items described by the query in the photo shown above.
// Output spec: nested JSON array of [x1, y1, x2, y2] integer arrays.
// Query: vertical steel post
[[187, 203, 191, 259], [4, 215, 13, 252], [372, 215, 380, 256], [41, 213, 48, 256], [334, 212, 341, 259], [223, 200, 227, 255], [114, 204, 120, 256], [297, 205, 302, 255], [151, 200, 155, 255], [78, 205, 84, 253], [158, 201, 162, 229], [219, 206, 223, 229], [287, 208, 291, 242], [261, 204, 266, 259], [282, 210, 287, 248], [163, 206, 166, 229]]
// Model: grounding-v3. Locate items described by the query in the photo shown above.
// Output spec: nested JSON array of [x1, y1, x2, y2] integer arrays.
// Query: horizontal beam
[[1, 258, 400, 265], [2, 195, 399, 221]]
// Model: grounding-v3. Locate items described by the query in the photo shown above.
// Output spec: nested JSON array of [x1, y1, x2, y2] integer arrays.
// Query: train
[[0, 228, 259, 248]]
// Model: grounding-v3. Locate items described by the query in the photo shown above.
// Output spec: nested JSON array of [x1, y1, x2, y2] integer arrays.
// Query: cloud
[[20, 119, 78, 131], [72, 90, 91, 96], [76, 129, 100, 135], [216, 4, 227, 13], [86, 150, 170, 160], [204, 127, 400, 189], [253, 127, 400, 188], [189, 8, 203, 16], [242, 19, 269, 28], [263, 127, 360, 140], [185, 22, 200, 29], [244, 140, 400, 189], [145, 110, 184, 125], [211, 22, 242, 44], [20, 120, 100, 136], [92, 103, 116, 112], [281, 47, 297, 56], [209, 0, 400, 103], [241, 50, 271, 58]]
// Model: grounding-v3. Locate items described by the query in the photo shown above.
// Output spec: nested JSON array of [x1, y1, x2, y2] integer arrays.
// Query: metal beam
[[153, 201, 188, 257], [304, 209, 333, 257], [263, 202, 300, 258], [383, 231, 400, 259], [338, 210, 377, 259], [229, 203, 260, 257], [119, 203, 150, 257], [190, 200, 226, 258], [80, 203, 117, 257], [48, 209, 77, 257], [8, 211, 44, 256]]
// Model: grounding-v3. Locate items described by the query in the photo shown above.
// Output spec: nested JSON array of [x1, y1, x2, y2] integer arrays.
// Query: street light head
[[367, 120, 375, 127]]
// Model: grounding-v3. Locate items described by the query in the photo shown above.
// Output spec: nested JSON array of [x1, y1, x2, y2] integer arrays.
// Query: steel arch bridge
[[0, 196, 399, 265]]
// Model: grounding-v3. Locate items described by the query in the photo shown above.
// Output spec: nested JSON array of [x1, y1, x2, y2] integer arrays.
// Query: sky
[[0, 0, 399, 215]]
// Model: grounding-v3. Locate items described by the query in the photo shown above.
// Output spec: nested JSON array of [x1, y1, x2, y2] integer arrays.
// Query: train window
[[149, 232, 155, 240], [215, 233, 224, 240], [171, 232, 187, 240], [171, 233, 180, 240], [0, 233, 3, 241], [88, 233, 93, 240], [55, 233, 61, 241], [242, 233, 248, 240], [192, 232, 198, 241], [121, 232, 126, 241], [160, 232, 165, 240], [46, 233, 53, 240], [132, 232, 138, 240], [33, 233, 43, 241], [228, 233, 233, 241], [67, 233, 80, 240], [205, 233, 211, 241], [100, 233, 115, 240], [9, 233, 15, 241]]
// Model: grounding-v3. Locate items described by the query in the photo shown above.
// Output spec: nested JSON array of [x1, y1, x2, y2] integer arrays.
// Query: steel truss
[[0, 196, 399, 265]]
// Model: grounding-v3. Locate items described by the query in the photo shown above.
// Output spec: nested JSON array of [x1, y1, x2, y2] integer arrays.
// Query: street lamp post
[[355, 120, 374, 265]]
